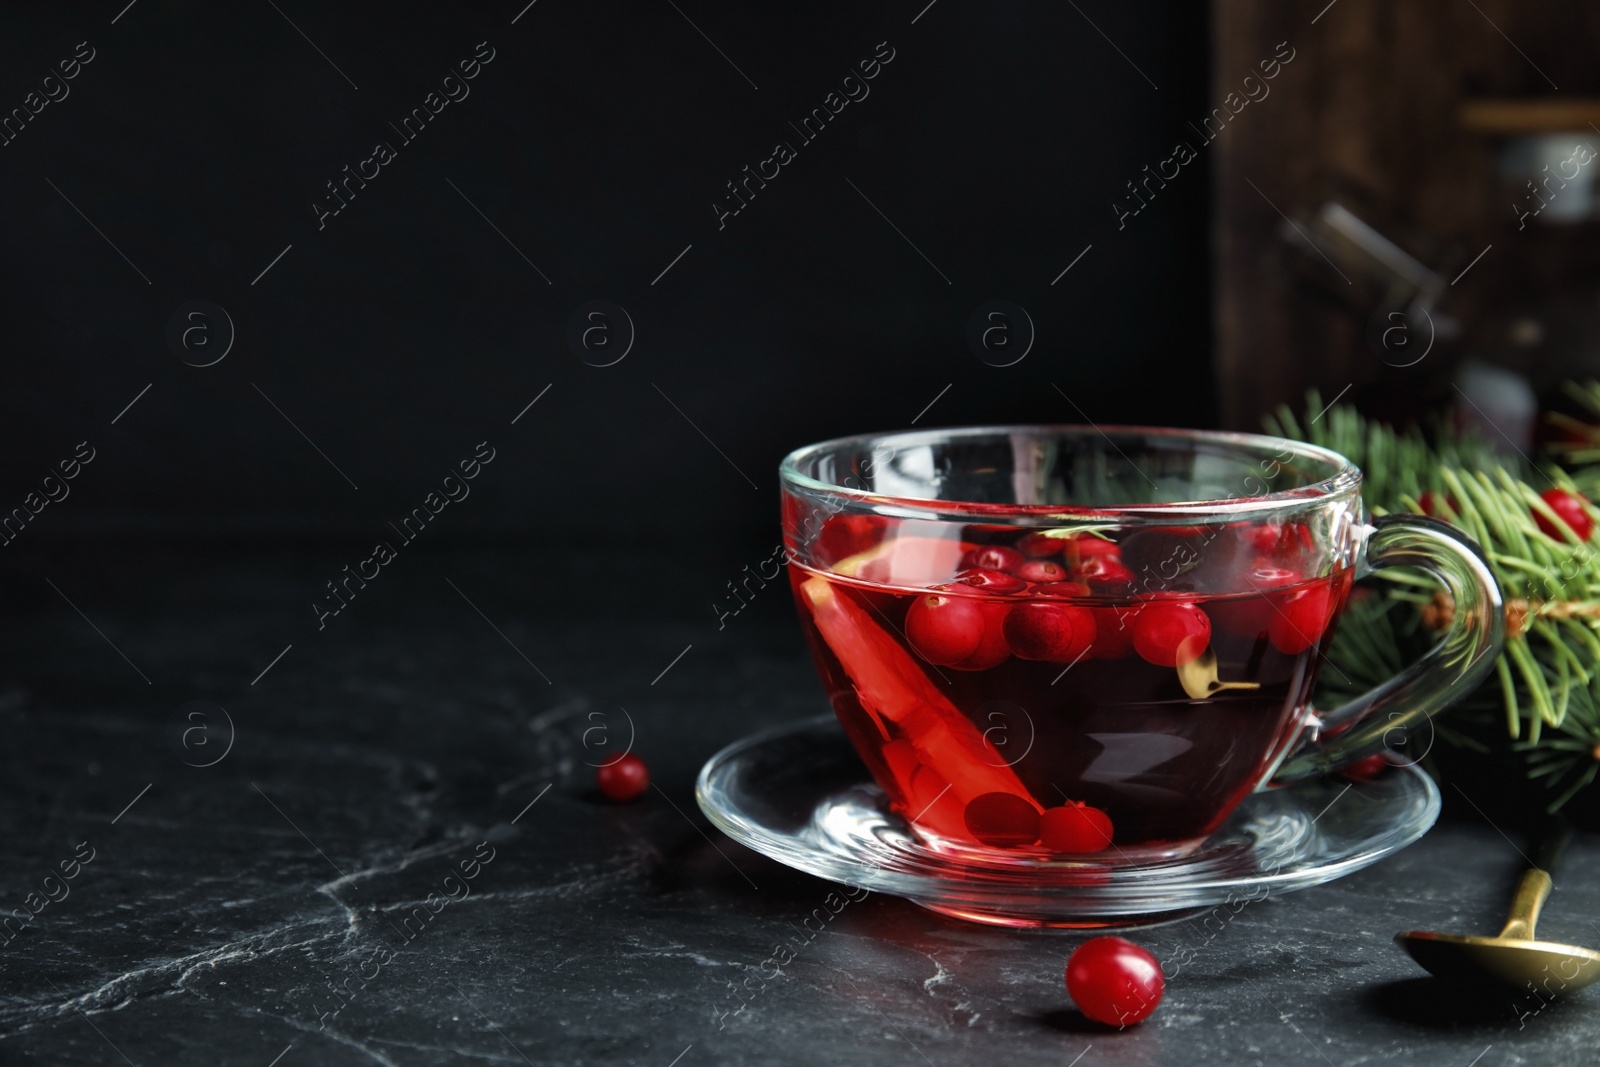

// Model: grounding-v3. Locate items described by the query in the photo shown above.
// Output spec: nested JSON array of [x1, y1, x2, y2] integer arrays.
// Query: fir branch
[[1273, 390, 1600, 811]]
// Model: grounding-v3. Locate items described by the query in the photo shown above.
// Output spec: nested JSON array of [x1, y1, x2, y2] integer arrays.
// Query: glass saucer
[[695, 715, 1440, 928]]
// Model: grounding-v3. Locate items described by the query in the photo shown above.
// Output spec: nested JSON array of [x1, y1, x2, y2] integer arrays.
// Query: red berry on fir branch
[[1534, 487, 1595, 543], [1418, 491, 1458, 520], [597, 753, 650, 802], [1066, 936, 1165, 1027], [1338, 753, 1392, 782]]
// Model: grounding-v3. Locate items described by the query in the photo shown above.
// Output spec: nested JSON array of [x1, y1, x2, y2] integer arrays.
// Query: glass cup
[[779, 426, 1504, 861]]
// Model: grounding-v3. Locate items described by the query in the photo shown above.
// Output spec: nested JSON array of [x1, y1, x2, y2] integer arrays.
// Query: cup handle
[[1271, 513, 1505, 783]]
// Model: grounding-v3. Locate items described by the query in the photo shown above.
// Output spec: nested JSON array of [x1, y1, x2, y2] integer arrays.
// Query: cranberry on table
[[906, 592, 988, 665], [1534, 487, 1596, 543], [1131, 599, 1211, 667], [1004, 601, 1096, 662], [1016, 559, 1068, 584], [1040, 802, 1114, 852], [963, 791, 1040, 847], [596, 753, 650, 802], [1066, 936, 1165, 1027], [959, 545, 1026, 574], [953, 568, 1030, 595]]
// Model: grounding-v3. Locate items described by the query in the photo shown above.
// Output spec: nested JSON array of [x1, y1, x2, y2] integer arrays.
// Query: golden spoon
[[1177, 646, 1261, 700], [1396, 824, 1600, 992]]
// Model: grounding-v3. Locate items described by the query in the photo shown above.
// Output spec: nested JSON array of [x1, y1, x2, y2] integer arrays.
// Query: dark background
[[0, 0, 1210, 576], [6, 6, 1599, 1065]]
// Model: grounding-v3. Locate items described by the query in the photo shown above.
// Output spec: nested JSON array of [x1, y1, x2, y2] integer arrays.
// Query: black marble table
[[2, 547, 1596, 1066]]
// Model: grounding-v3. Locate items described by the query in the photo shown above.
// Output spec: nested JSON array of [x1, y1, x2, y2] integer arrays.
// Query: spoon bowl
[[1397, 864, 1600, 993], [1396, 929, 1600, 992]]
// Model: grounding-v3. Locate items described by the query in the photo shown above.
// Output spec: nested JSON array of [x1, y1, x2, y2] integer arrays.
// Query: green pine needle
[[1272, 390, 1600, 812]]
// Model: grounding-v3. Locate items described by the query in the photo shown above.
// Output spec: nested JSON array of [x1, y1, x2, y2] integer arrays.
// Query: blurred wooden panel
[[1212, 0, 1600, 429], [1461, 98, 1600, 133]]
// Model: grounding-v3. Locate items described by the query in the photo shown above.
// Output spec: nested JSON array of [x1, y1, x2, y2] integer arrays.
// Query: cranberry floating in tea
[[779, 426, 1504, 861]]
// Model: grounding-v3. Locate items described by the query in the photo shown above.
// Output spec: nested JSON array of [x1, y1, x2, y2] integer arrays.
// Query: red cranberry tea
[[789, 515, 1353, 856], [776, 424, 1503, 890]]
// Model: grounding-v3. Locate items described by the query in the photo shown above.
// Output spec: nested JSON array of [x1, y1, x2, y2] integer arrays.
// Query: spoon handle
[[1498, 869, 1552, 940], [1496, 819, 1573, 940]]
